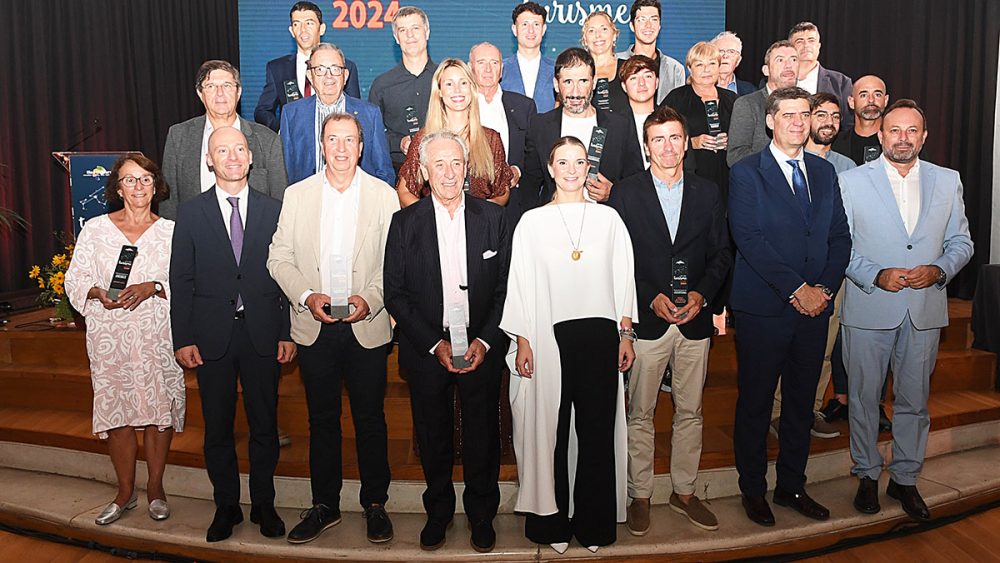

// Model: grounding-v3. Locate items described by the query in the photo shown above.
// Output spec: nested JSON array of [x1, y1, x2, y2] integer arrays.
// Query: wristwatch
[[936, 267, 947, 286], [816, 284, 833, 298], [153, 281, 164, 294]]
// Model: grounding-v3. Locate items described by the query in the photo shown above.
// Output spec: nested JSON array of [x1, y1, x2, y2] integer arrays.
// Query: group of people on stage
[[63, 0, 974, 555]]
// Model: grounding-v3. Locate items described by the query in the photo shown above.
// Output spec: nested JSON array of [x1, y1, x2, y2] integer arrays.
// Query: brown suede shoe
[[626, 498, 650, 536], [669, 493, 719, 531]]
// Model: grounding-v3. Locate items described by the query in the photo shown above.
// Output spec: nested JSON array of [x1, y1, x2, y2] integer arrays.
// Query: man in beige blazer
[[267, 112, 399, 545]]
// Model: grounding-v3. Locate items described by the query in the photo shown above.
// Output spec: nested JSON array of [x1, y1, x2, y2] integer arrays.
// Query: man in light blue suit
[[840, 100, 973, 522], [280, 44, 394, 187], [499, 2, 555, 113]]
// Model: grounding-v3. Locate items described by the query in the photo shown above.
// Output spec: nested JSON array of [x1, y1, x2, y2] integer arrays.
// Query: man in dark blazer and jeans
[[610, 105, 732, 535], [384, 131, 510, 553], [171, 127, 296, 543]]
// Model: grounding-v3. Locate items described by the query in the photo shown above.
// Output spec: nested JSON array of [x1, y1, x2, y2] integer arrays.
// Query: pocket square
[[482, 249, 498, 260]]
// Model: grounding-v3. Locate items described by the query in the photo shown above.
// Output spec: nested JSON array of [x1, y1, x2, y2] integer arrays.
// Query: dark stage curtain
[[0, 1, 239, 292], [726, 0, 1000, 299]]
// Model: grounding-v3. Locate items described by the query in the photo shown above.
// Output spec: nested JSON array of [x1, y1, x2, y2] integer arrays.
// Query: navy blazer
[[383, 196, 510, 371], [500, 54, 555, 113], [728, 149, 851, 316], [500, 90, 537, 170], [279, 95, 395, 186], [254, 53, 362, 132], [170, 187, 291, 360], [735, 79, 756, 97], [517, 107, 645, 215], [609, 171, 733, 341]]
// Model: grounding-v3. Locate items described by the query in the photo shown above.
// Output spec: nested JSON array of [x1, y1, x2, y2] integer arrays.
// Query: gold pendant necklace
[[556, 203, 586, 261]]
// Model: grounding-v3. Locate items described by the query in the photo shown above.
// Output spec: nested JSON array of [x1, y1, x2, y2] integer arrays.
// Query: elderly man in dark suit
[[253, 1, 361, 132], [170, 127, 295, 543], [728, 87, 851, 527], [610, 105, 732, 535], [384, 130, 510, 553], [160, 60, 288, 220], [516, 47, 644, 218], [469, 42, 537, 172]]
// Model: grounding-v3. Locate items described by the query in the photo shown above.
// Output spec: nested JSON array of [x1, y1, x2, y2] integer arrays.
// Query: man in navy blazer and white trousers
[[280, 43, 394, 186], [170, 127, 295, 543], [728, 87, 851, 527], [839, 100, 973, 521]]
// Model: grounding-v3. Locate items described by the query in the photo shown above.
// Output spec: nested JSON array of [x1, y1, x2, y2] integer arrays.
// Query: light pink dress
[[65, 214, 186, 439]]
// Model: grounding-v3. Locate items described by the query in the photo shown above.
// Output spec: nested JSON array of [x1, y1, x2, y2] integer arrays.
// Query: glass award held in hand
[[107, 245, 138, 302], [325, 255, 353, 319]]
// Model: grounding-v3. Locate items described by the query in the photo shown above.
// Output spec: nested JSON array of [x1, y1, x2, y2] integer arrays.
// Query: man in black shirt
[[832, 75, 888, 165], [368, 6, 437, 167]]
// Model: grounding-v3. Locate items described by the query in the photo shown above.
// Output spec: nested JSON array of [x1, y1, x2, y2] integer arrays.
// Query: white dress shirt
[[769, 142, 810, 199], [300, 172, 361, 306], [215, 184, 248, 237], [797, 64, 820, 95], [517, 52, 541, 99], [883, 155, 921, 236], [478, 89, 510, 158], [200, 117, 242, 192], [632, 111, 650, 168]]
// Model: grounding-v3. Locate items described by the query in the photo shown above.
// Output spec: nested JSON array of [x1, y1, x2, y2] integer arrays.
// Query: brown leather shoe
[[741, 494, 775, 527], [669, 493, 719, 531], [626, 498, 650, 536], [773, 487, 830, 520]]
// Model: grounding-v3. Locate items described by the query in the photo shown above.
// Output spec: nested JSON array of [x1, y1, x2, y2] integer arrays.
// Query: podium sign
[[54, 152, 140, 237]]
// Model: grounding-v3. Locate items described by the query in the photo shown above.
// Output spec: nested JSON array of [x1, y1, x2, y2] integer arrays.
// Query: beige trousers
[[627, 324, 710, 497]]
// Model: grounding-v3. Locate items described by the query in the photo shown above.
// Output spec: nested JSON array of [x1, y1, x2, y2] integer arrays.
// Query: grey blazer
[[839, 158, 973, 330], [726, 87, 769, 167], [159, 115, 288, 219], [817, 65, 854, 130], [616, 46, 685, 105]]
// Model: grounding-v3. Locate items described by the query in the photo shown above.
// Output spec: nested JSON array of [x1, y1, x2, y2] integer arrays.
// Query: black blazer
[[609, 171, 733, 341], [501, 89, 537, 170], [517, 107, 645, 215], [384, 196, 510, 371], [170, 187, 291, 360]]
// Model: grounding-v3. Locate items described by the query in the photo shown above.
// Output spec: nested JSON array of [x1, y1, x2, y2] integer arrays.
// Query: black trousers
[[297, 322, 390, 509], [732, 311, 828, 496], [525, 318, 619, 547], [196, 317, 280, 507], [406, 340, 501, 524]]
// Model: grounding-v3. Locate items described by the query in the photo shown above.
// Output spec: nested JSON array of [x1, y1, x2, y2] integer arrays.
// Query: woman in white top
[[500, 136, 637, 553]]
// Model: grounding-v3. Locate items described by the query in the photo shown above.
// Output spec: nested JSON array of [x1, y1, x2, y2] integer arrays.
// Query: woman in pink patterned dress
[[65, 155, 185, 525]]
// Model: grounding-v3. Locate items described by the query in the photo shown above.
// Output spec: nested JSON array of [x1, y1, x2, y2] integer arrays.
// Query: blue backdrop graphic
[[238, 0, 725, 120]]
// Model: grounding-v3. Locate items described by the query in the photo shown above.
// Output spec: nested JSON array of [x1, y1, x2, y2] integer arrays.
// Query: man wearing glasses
[[160, 60, 288, 220], [615, 0, 685, 104], [280, 43, 394, 186], [711, 31, 755, 97], [254, 1, 361, 132]]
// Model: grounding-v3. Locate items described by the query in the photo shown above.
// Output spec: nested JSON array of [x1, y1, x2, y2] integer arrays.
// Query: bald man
[[171, 126, 294, 543], [832, 75, 889, 165]]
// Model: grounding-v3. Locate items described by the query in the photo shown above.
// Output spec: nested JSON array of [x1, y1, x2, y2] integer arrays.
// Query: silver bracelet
[[619, 327, 637, 342]]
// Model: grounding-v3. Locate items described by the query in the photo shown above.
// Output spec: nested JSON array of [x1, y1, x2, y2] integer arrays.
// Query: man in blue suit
[[840, 100, 973, 521], [254, 2, 361, 132], [729, 87, 851, 527], [280, 43, 394, 186], [500, 2, 555, 113]]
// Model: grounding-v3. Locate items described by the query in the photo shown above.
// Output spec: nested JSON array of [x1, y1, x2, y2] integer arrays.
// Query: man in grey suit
[[840, 100, 973, 522], [726, 40, 798, 166], [161, 60, 288, 220], [788, 22, 853, 129]]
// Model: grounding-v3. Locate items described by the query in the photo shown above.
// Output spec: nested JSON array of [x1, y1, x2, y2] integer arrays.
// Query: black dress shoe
[[819, 398, 848, 422], [250, 503, 286, 538], [420, 518, 452, 550], [854, 477, 881, 514], [206, 505, 244, 542], [741, 495, 775, 527], [470, 519, 496, 553], [363, 504, 394, 543], [878, 404, 893, 433], [887, 480, 930, 521], [773, 487, 830, 520], [287, 503, 342, 544]]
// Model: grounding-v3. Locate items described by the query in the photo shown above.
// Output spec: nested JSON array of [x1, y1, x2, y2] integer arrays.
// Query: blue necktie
[[788, 160, 811, 220]]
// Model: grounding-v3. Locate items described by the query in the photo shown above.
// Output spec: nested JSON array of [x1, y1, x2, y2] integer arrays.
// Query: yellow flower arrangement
[[30, 236, 76, 319]]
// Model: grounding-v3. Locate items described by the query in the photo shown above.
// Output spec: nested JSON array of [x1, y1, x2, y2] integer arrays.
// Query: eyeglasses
[[308, 64, 346, 77], [634, 16, 660, 25], [120, 175, 155, 187], [201, 82, 238, 94], [718, 49, 741, 57]]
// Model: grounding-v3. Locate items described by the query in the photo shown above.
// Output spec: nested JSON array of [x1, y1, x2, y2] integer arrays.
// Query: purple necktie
[[228, 197, 244, 310]]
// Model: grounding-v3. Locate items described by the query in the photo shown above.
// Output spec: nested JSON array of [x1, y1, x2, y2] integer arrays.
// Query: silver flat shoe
[[148, 498, 170, 521], [95, 493, 138, 525]]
